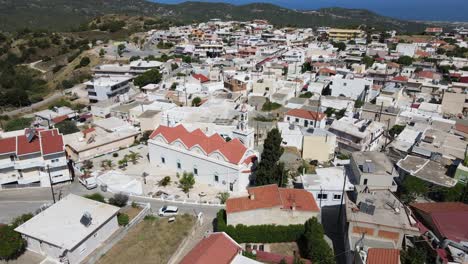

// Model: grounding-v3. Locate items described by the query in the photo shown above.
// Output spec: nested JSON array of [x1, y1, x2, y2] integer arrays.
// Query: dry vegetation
[[97, 214, 195, 264]]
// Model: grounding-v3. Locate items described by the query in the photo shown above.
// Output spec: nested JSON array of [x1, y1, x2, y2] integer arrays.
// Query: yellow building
[[328, 28, 365, 41], [302, 129, 337, 162]]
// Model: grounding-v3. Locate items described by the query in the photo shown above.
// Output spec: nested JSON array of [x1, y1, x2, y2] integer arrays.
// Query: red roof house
[[180, 232, 243, 264], [192, 73, 210, 83], [226, 184, 320, 226], [410, 202, 468, 243]]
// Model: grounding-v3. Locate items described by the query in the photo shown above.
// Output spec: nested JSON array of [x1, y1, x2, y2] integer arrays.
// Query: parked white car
[[78, 175, 97, 189], [158, 206, 179, 217]]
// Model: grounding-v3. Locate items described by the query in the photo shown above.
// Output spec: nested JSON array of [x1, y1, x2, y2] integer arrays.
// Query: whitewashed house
[[15, 194, 120, 264], [0, 128, 71, 188], [148, 124, 257, 193], [284, 109, 326, 129], [301, 167, 354, 207]]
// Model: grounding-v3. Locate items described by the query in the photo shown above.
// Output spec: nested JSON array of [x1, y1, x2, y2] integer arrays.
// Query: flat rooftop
[[397, 155, 457, 187], [15, 194, 119, 250], [352, 151, 396, 176], [346, 187, 418, 232], [302, 167, 354, 191]]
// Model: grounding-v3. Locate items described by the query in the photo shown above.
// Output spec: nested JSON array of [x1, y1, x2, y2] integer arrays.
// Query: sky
[[151, 0, 468, 21]]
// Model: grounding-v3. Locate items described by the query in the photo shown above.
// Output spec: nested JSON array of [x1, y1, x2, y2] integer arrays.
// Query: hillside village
[[1, 18, 468, 264]]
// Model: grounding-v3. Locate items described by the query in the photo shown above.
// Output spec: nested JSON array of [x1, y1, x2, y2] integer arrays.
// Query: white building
[[85, 76, 132, 103], [15, 194, 120, 264], [284, 109, 326, 129], [301, 167, 354, 207], [396, 43, 418, 57], [329, 117, 385, 152], [0, 128, 71, 189], [148, 124, 257, 193], [329, 75, 373, 101]]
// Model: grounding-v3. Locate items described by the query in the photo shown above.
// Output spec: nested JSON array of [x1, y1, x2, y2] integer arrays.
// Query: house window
[[214, 173, 219, 182], [161, 157, 166, 164], [363, 178, 368, 185], [295, 118, 299, 123], [317, 193, 328, 200], [230, 183, 234, 191], [176, 160, 181, 169], [194, 167, 198, 176], [287, 117, 290, 121], [333, 194, 341, 200], [304, 120, 309, 127]]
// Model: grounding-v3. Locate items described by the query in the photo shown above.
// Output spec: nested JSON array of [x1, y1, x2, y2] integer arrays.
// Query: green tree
[[217, 192, 230, 204], [389, 125, 406, 138], [401, 246, 427, 264], [401, 176, 429, 203], [78, 56, 90, 68], [178, 171, 195, 197], [300, 218, 335, 264], [99, 48, 105, 58], [100, 159, 114, 170], [10, 213, 33, 228], [55, 120, 79, 135], [133, 69, 162, 87], [109, 193, 129, 207], [4, 118, 33, 132], [158, 176, 171, 187], [397, 55, 414, 66], [117, 213, 129, 226], [125, 151, 142, 164], [333, 41, 346, 51], [301, 61, 312, 73], [362, 56, 375, 68], [255, 128, 287, 186], [0, 225, 26, 260], [192, 96, 202, 107], [117, 43, 126, 57]]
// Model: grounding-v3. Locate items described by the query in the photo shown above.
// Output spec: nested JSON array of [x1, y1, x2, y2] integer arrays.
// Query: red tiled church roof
[[150, 125, 251, 165]]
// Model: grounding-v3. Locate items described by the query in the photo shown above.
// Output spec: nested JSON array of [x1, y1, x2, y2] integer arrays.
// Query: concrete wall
[[349, 156, 396, 191], [284, 115, 326, 129], [139, 113, 162, 132], [67, 216, 119, 264], [67, 136, 136, 162], [348, 221, 408, 250], [148, 138, 252, 193], [302, 134, 336, 162], [227, 207, 318, 226], [24, 215, 118, 264]]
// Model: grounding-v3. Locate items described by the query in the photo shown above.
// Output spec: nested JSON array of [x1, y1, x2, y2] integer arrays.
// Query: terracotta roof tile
[[39, 129, 64, 155], [180, 232, 241, 264], [0, 137, 17, 154], [52, 115, 69, 124], [367, 248, 400, 264], [286, 109, 326, 121], [226, 184, 319, 213], [150, 125, 249, 164], [192, 73, 210, 83], [16, 134, 41, 156]]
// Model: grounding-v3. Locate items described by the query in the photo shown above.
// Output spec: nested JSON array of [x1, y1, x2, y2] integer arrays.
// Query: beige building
[[64, 127, 138, 161], [302, 129, 337, 162], [226, 184, 320, 226], [350, 151, 398, 191], [441, 91, 468, 116], [138, 110, 162, 132], [328, 28, 365, 41], [346, 187, 420, 251]]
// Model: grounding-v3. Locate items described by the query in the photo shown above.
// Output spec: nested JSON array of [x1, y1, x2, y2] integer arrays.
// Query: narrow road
[[0, 181, 221, 224]]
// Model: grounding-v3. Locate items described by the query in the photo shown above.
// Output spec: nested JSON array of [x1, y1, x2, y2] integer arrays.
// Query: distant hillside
[[0, 0, 429, 32]]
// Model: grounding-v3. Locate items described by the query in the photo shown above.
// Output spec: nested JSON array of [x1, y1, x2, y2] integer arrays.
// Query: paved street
[[0, 180, 221, 224]]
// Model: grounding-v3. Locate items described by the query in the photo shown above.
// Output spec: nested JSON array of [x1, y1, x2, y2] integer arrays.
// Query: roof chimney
[[291, 202, 296, 211], [249, 193, 255, 200]]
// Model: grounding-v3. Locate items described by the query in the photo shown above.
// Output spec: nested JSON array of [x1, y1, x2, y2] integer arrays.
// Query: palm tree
[[125, 151, 142, 164], [101, 159, 114, 170], [118, 157, 128, 170]]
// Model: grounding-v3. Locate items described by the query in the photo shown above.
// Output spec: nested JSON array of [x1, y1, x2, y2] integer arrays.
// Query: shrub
[[299, 218, 334, 264], [10, 213, 33, 228], [0, 225, 26, 260], [216, 210, 304, 243], [217, 192, 230, 204], [144, 215, 157, 221], [4, 118, 33, 132], [158, 176, 171, 187], [109, 193, 129, 207], [84, 193, 106, 203], [117, 213, 129, 226], [131, 201, 138, 208], [261, 99, 282, 112]]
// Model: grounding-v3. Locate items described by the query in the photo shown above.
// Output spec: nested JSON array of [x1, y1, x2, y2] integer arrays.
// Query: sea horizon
[[149, 0, 468, 22]]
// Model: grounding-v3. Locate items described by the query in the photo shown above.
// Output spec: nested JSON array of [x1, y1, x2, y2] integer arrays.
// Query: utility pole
[[47, 165, 56, 204], [337, 167, 347, 226]]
